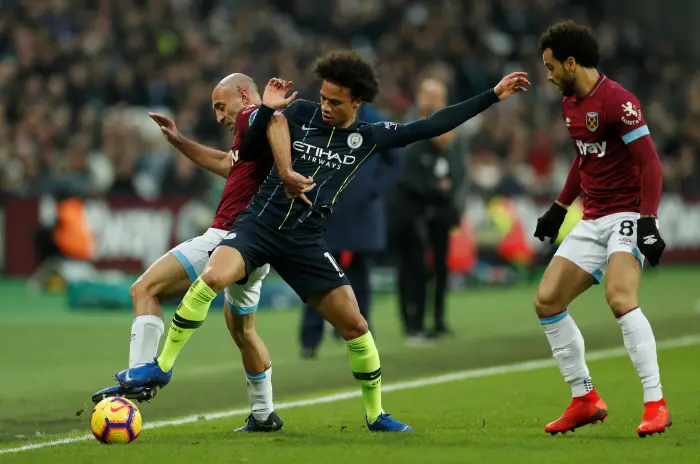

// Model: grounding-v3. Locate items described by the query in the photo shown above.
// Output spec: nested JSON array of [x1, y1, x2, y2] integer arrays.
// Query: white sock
[[541, 310, 593, 397], [618, 308, 663, 403], [246, 364, 274, 421], [129, 315, 165, 368]]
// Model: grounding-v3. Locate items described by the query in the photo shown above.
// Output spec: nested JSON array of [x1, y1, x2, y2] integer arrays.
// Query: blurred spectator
[[388, 77, 464, 344], [0, 0, 696, 208]]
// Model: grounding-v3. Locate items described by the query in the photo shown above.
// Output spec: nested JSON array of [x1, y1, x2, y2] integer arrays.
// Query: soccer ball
[[90, 397, 142, 444]]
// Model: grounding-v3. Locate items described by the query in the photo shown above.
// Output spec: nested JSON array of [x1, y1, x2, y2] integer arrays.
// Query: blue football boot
[[115, 358, 172, 389], [234, 411, 284, 432], [366, 413, 413, 432], [91, 384, 158, 404]]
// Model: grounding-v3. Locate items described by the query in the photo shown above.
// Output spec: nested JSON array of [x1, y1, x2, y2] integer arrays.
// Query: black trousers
[[299, 252, 373, 349], [391, 198, 455, 335]]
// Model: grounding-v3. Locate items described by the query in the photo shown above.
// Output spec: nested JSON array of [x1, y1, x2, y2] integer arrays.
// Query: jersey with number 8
[[554, 74, 654, 281]]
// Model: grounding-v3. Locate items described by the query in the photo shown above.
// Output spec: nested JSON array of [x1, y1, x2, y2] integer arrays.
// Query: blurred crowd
[[1, 0, 699, 202]]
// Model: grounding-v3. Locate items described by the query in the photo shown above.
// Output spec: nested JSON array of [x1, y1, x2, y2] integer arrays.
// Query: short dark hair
[[539, 20, 600, 68], [313, 51, 380, 103]]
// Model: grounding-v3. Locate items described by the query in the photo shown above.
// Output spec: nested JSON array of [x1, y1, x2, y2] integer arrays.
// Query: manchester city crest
[[347, 132, 363, 149], [586, 112, 599, 132]]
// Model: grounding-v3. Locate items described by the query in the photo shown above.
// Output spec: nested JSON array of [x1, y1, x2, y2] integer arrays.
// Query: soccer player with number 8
[[532, 21, 670, 438]]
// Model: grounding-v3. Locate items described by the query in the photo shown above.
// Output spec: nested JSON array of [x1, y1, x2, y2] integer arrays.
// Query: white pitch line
[[3, 334, 699, 455]]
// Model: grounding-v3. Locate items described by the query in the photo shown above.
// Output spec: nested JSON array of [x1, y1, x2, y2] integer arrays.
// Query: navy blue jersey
[[249, 99, 397, 231], [243, 90, 499, 233]]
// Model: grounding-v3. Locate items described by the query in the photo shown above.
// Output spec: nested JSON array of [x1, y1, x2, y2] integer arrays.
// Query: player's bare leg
[[308, 286, 412, 432], [226, 308, 270, 375], [534, 256, 606, 435], [115, 245, 248, 393], [92, 253, 193, 404], [224, 305, 283, 432], [155, 245, 248, 372], [606, 252, 670, 437], [129, 253, 192, 366]]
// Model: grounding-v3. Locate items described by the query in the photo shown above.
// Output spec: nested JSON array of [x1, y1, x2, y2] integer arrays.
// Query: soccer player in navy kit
[[120, 53, 529, 432]]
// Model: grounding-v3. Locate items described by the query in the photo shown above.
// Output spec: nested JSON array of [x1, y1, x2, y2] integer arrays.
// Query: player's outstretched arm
[[370, 72, 530, 149], [149, 112, 230, 178]]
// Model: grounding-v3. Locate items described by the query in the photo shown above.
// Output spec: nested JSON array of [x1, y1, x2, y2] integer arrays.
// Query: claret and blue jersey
[[558, 74, 661, 220]]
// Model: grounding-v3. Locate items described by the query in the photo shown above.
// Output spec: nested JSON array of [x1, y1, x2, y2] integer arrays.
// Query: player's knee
[[605, 285, 637, 316], [130, 277, 148, 298], [130, 278, 159, 315], [338, 315, 368, 341], [200, 266, 231, 293], [533, 290, 565, 318]]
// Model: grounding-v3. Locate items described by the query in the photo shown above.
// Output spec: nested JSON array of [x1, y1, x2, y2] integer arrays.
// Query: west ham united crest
[[586, 112, 599, 132], [347, 132, 363, 149]]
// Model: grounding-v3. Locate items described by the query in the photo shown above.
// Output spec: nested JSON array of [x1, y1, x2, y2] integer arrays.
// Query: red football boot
[[545, 389, 608, 435], [637, 398, 672, 437]]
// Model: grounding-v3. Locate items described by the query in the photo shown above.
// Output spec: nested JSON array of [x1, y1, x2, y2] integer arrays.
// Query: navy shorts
[[218, 213, 351, 302]]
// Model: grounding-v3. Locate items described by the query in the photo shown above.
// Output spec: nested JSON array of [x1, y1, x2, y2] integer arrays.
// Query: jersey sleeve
[[231, 106, 260, 163], [605, 90, 649, 144], [368, 89, 499, 150], [556, 155, 583, 206], [367, 120, 405, 149], [236, 105, 259, 135], [237, 104, 273, 162], [606, 88, 662, 217]]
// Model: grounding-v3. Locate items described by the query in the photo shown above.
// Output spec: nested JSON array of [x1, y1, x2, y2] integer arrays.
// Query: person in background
[[299, 102, 405, 359], [389, 77, 466, 344]]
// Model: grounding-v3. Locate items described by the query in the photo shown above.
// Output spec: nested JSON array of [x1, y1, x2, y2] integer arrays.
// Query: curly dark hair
[[313, 51, 380, 103], [539, 20, 600, 68]]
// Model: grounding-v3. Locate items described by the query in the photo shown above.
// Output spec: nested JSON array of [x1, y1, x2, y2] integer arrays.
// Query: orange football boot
[[637, 398, 672, 437], [545, 389, 608, 435]]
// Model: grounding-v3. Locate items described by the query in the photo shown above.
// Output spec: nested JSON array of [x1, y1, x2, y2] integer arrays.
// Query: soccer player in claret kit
[[533, 21, 670, 437], [94, 74, 285, 432], [117, 51, 529, 432]]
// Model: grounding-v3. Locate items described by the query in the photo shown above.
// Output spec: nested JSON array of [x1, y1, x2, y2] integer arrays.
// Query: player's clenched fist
[[534, 202, 568, 244], [636, 217, 666, 267]]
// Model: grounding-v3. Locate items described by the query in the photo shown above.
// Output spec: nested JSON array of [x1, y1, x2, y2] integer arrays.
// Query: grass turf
[[1, 267, 699, 462]]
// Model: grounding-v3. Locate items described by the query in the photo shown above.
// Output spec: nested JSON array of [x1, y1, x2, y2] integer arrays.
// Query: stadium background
[[1, 0, 700, 459]]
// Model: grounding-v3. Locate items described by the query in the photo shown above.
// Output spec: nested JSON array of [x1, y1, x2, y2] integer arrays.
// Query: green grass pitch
[[1, 267, 699, 462]]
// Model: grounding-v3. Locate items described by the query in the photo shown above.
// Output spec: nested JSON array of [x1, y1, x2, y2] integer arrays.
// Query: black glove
[[637, 216, 666, 267], [534, 202, 568, 244]]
